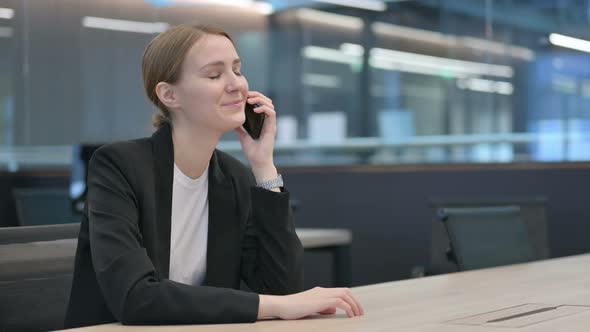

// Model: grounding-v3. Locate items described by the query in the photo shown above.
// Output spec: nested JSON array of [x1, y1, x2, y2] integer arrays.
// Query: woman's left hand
[[235, 91, 278, 182]]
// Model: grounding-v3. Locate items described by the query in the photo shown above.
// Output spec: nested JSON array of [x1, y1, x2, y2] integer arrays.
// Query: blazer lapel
[[203, 150, 242, 287], [151, 124, 174, 279]]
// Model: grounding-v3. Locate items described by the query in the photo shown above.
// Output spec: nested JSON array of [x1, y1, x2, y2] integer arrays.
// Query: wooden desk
[[61, 254, 590, 332], [0, 228, 351, 285]]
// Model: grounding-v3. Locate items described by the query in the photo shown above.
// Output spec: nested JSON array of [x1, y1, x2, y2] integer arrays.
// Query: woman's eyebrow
[[200, 58, 241, 71]]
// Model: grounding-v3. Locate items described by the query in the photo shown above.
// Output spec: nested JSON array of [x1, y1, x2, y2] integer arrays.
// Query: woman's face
[[173, 34, 249, 133]]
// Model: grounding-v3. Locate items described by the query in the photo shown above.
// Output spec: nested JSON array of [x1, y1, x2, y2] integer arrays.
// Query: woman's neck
[[171, 123, 220, 179]]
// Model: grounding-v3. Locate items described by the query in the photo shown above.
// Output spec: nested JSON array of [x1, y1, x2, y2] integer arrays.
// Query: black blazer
[[64, 124, 303, 328]]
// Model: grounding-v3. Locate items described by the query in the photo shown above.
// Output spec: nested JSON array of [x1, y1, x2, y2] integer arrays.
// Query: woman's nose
[[225, 73, 246, 93]]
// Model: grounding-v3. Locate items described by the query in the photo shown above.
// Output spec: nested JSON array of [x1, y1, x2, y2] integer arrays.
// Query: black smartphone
[[243, 103, 265, 139]]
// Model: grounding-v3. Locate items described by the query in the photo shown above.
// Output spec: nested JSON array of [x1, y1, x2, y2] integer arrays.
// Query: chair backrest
[[0, 275, 73, 331], [0, 223, 80, 245], [0, 238, 77, 331], [428, 197, 550, 274], [438, 205, 533, 271], [13, 188, 80, 226], [70, 144, 103, 214]]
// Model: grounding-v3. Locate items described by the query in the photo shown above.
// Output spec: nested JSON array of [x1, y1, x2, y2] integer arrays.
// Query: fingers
[[248, 100, 275, 118], [331, 288, 362, 317], [344, 293, 361, 317], [252, 104, 276, 139], [245, 91, 276, 140], [247, 96, 272, 109], [344, 289, 364, 315], [251, 104, 275, 117], [247, 92, 275, 114], [313, 287, 364, 318], [247, 91, 273, 106], [329, 288, 364, 317], [332, 298, 354, 318]]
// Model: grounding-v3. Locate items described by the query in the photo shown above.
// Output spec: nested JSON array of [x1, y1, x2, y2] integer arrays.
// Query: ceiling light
[[549, 33, 590, 53], [342, 43, 514, 78], [169, 0, 254, 6], [373, 22, 534, 61], [296, 9, 363, 30], [310, 0, 386, 11], [82, 16, 169, 34], [303, 44, 514, 78], [457, 78, 513, 95], [302, 73, 342, 88], [160, 0, 273, 14], [0, 7, 14, 19]]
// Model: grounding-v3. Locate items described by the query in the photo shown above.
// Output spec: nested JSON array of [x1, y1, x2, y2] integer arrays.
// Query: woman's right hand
[[258, 287, 364, 320]]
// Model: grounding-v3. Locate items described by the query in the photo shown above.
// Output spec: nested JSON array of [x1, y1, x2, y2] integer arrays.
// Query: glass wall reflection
[[0, 0, 589, 169]]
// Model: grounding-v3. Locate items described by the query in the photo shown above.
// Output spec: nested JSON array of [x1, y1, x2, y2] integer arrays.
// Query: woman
[[64, 23, 363, 328]]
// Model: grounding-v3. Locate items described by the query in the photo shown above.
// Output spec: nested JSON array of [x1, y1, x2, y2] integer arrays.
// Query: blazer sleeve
[[87, 147, 259, 325], [240, 184, 304, 295]]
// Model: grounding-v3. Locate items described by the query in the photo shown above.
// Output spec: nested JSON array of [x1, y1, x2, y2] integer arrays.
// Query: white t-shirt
[[169, 163, 209, 286]]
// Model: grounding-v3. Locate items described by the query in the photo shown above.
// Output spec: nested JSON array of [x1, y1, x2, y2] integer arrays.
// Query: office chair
[[13, 188, 81, 226], [0, 225, 79, 331], [437, 205, 533, 271], [70, 144, 102, 214], [0, 275, 73, 331]]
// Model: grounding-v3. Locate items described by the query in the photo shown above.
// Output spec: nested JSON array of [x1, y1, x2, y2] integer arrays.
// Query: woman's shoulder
[[90, 137, 153, 168]]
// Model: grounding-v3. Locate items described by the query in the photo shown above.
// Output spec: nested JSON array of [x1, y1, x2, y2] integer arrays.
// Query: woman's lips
[[222, 100, 244, 108]]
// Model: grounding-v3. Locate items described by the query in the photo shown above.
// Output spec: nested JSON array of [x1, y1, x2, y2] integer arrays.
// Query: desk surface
[[0, 228, 351, 281], [61, 253, 590, 332], [0, 228, 350, 262]]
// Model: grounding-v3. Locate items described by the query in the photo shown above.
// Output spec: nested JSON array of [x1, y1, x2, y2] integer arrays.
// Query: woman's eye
[[234, 71, 242, 76], [208, 74, 221, 79]]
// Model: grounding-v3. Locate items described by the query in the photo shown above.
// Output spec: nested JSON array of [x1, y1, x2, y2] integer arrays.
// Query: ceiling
[[144, 0, 590, 37]]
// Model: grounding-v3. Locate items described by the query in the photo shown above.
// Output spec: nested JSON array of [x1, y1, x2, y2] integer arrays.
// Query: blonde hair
[[141, 23, 235, 128]]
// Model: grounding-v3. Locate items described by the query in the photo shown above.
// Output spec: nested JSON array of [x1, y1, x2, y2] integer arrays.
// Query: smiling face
[[171, 34, 249, 134]]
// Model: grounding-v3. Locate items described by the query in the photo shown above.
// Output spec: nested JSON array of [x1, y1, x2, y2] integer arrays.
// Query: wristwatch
[[257, 174, 284, 190]]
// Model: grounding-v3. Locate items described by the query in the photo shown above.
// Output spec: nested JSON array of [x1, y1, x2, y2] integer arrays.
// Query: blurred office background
[[1, 1, 590, 329], [0, 0, 589, 167]]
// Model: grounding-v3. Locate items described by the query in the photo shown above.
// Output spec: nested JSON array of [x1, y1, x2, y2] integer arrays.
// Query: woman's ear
[[155, 82, 180, 109]]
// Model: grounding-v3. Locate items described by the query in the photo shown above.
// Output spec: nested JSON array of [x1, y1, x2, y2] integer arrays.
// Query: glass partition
[[0, 0, 589, 170]]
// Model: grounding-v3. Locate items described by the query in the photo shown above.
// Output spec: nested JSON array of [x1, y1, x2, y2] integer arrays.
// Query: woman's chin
[[232, 113, 246, 127], [221, 114, 246, 132]]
